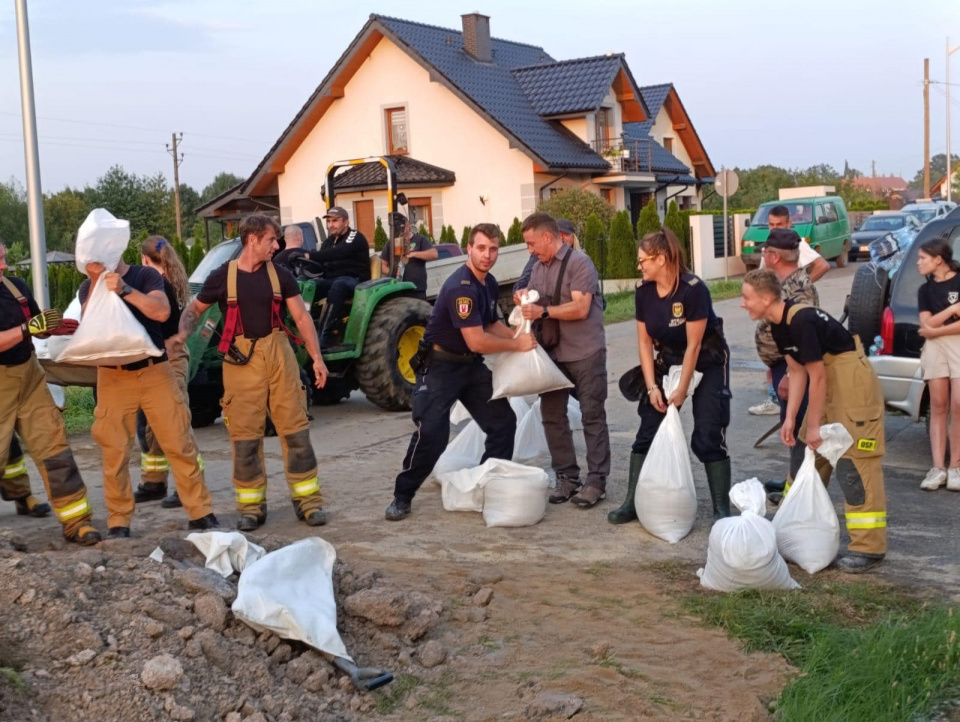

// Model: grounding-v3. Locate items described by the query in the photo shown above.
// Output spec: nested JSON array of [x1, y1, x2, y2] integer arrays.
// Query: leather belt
[[430, 344, 477, 364], [113, 353, 168, 371]]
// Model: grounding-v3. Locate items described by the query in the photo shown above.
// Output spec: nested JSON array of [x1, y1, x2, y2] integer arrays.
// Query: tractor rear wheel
[[355, 296, 432, 411]]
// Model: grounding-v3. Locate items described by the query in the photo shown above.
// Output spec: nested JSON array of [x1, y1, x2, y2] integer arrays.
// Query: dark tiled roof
[[333, 155, 455, 191], [631, 83, 672, 136], [376, 15, 611, 170], [656, 173, 698, 185], [512, 55, 623, 116], [620, 133, 690, 175]]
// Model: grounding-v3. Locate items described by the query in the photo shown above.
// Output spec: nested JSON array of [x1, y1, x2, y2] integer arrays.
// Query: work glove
[[47, 318, 79, 336], [25, 309, 63, 336]]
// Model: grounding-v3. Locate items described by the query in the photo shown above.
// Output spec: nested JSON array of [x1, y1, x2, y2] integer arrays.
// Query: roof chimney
[[461, 13, 491, 62]]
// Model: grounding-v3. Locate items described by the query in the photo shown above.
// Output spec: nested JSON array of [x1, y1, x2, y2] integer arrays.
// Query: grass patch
[[682, 583, 960, 721], [374, 672, 421, 715], [63, 386, 95, 435], [0, 667, 24, 691], [603, 279, 744, 325]]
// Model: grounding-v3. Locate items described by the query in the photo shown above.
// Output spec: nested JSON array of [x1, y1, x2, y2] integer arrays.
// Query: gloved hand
[[47, 318, 79, 336], [25, 309, 63, 336]]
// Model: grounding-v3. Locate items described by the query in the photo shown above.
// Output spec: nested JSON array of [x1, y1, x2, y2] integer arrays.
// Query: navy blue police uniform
[[633, 272, 731, 463], [393, 264, 516, 503]]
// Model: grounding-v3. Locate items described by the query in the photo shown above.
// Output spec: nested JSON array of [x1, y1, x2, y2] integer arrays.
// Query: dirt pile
[[0, 530, 459, 722]]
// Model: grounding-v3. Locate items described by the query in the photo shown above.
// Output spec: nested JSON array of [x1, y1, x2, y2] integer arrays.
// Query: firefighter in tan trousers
[[0, 241, 100, 544], [742, 269, 887, 573], [173, 214, 330, 531], [81, 255, 218, 539]]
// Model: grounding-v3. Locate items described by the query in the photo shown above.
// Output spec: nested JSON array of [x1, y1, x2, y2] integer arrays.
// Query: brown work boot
[[65, 523, 102, 546], [549, 476, 583, 504], [570, 485, 606, 508]]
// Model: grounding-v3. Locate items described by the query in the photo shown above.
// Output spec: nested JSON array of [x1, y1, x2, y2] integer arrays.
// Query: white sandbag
[[479, 459, 550, 527], [43, 294, 82, 362], [567, 397, 583, 431], [513, 398, 550, 461], [55, 276, 162, 366], [231, 537, 351, 660], [74, 208, 130, 273], [772, 424, 850, 574], [439, 465, 487, 512], [698, 479, 800, 592], [186, 530, 266, 577], [47, 384, 65, 410], [491, 290, 573, 399], [433, 397, 532, 479], [634, 366, 702, 543]]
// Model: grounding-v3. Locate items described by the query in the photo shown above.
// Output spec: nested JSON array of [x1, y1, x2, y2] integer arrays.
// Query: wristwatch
[[118, 284, 133, 298], [540, 306, 550, 319]]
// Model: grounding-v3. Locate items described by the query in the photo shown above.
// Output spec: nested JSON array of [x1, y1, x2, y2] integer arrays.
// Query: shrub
[[664, 200, 688, 264], [537, 188, 614, 231], [505, 217, 523, 246], [607, 210, 637, 279], [582, 212, 606, 274], [635, 198, 661, 241], [373, 216, 388, 252], [461, 226, 471, 249], [188, 242, 204, 274]]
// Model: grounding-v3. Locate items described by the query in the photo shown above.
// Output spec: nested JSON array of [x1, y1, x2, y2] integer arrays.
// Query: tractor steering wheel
[[288, 252, 325, 280]]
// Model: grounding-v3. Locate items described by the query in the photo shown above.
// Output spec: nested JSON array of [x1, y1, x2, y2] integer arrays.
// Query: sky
[[1, 0, 958, 193]]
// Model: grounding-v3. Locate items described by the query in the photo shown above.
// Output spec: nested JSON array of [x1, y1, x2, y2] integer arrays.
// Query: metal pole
[[924, 58, 931, 199], [722, 168, 729, 282], [948, 37, 952, 203], [15, 0, 49, 307]]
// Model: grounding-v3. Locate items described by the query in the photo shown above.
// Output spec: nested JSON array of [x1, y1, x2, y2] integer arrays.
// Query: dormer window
[[386, 107, 408, 155]]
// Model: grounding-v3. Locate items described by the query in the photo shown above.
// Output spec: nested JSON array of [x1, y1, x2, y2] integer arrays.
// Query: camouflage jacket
[[755, 268, 820, 367]]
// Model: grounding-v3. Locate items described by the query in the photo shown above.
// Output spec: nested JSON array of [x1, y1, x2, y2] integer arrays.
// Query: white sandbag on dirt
[[74, 208, 130, 273], [479, 458, 549, 527], [491, 291, 573, 400], [55, 276, 162, 366], [772, 424, 850, 574], [634, 366, 702, 543], [433, 397, 531, 480], [698, 479, 800, 592], [439, 465, 487, 512], [232, 537, 351, 661], [186, 531, 266, 577], [450, 401, 472, 425], [513, 398, 549, 461]]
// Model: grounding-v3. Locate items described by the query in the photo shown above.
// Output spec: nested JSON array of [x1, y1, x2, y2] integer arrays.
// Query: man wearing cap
[[513, 218, 581, 306], [380, 213, 438, 299], [519, 212, 610, 508], [754, 227, 829, 494], [304, 207, 371, 348]]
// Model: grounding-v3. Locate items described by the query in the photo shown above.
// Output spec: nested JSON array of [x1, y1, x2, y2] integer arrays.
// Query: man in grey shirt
[[519, 212, 610, 508], [380, 213, 437, 299]]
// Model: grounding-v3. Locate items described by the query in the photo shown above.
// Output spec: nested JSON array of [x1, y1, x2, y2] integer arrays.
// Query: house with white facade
[[199, 13, 715, 241]]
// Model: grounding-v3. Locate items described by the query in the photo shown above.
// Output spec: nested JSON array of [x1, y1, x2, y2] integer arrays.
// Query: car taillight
[[879, 306, 894, 355]]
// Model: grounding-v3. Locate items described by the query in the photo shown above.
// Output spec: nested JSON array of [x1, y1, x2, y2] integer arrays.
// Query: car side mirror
[[744, 219, 750, 227]]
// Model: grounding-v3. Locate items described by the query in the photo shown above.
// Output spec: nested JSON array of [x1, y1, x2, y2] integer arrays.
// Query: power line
[[0, 133, 262, 161]]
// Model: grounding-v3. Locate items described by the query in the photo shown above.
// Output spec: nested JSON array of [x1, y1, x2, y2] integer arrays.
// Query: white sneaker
[[948, 468, 960, 491], [920, 467, 947, 490], [749, 399, 781, 416]]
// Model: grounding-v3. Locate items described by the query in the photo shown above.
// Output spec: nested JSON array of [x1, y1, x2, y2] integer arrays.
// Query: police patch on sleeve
[[455, 296, 473, 319]]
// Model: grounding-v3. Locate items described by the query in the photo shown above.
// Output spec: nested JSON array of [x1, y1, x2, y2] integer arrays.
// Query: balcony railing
[[592, 136, 656, 174]]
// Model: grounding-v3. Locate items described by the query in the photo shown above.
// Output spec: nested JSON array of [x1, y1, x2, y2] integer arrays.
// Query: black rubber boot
[[607, 453, 645, 525], [14, 495, 51, 518], [133, 482, 167, 503], [704, 458, 732, 521]]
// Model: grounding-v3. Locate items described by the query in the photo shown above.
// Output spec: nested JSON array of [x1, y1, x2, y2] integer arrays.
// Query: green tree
[[417, 223, 434, 241], [664, 200, 687, 261], [188, 242, 204, 274], [581, 212, 606, 274], [200, 172, 245, 204], [5, 241, 28, 265], [537, 188, 614, 231], [910, 153, 960, 190], [607, 210, 637, 279], [505, 217, 523, 246], [635, 198, 662, 241], [0, 180, 28, 247], [43, 188, 90, 252], [461, 226, 471, 248], [373, 216, 388, 252]]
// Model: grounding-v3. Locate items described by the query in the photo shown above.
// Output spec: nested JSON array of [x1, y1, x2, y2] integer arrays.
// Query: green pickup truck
[[740, 196, 851, 270]]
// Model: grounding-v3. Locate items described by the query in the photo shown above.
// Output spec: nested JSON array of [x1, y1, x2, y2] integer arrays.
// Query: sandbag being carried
[[478, 459, 549, 527], [55, 276, 162, 366], [74, 208, 130, 273], [634, 366, 702, 543], [772, 424, 850, 574], [698, 479, 800, 592], [491, 290, 572, 400]]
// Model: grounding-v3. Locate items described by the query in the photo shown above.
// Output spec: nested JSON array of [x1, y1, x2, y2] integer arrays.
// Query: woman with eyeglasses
[[608, 227, 732, 525]]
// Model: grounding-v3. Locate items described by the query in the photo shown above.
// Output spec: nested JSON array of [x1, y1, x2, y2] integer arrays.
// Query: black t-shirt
[[272, 247, 304, 273], [424, 263, 499, 356], [635, 273, 720, 354], [380, 233, 434, 292], [918, 274, 960, 324], [196, 261, 301, 339], [160, 280, 182, 341], [79, 265, 166, 352], [0, 276, 41, 366], [771, 300, 856, 364]]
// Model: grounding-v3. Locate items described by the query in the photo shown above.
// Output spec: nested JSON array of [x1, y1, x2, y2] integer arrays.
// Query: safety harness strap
[[785, 303, 815, 325], [266, 261, 303, 346], [219, 261, 244, 354], [1, 275, 32, 323]]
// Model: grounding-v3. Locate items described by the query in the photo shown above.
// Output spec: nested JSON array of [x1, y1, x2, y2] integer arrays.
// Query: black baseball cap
[[765, 228, 801, 250], [322, 206, 349, 220]]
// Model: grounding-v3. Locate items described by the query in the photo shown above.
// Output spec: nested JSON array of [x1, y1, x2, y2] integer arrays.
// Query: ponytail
[[141, 235, 190, 308]]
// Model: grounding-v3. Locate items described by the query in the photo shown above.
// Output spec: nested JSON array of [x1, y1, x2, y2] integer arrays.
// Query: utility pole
[[948, 38, 960, 203], [871, 160, 877, 179], [924, 58, 931, 198], [15, 0, 48, 307], [166, 133, 184, 241]]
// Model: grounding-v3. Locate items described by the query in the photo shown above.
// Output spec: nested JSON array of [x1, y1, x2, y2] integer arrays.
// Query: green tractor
[[185, 157, 432, 426]]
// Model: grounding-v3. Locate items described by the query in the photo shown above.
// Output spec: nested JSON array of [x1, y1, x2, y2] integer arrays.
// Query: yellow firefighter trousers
[[801, 339, 887, 557], [92, 359, 212, 528], [221, 330, 323, 517], [140, 348, 190, 485], [0, 356, 93, 536], [2, 434, 31, 500]]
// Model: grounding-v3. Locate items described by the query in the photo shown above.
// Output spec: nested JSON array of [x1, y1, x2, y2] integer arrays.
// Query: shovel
[[331, 655, 394, 691]]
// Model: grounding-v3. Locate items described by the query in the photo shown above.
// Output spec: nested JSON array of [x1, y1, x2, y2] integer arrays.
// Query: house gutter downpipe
[[15, 0, 49, 307]]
